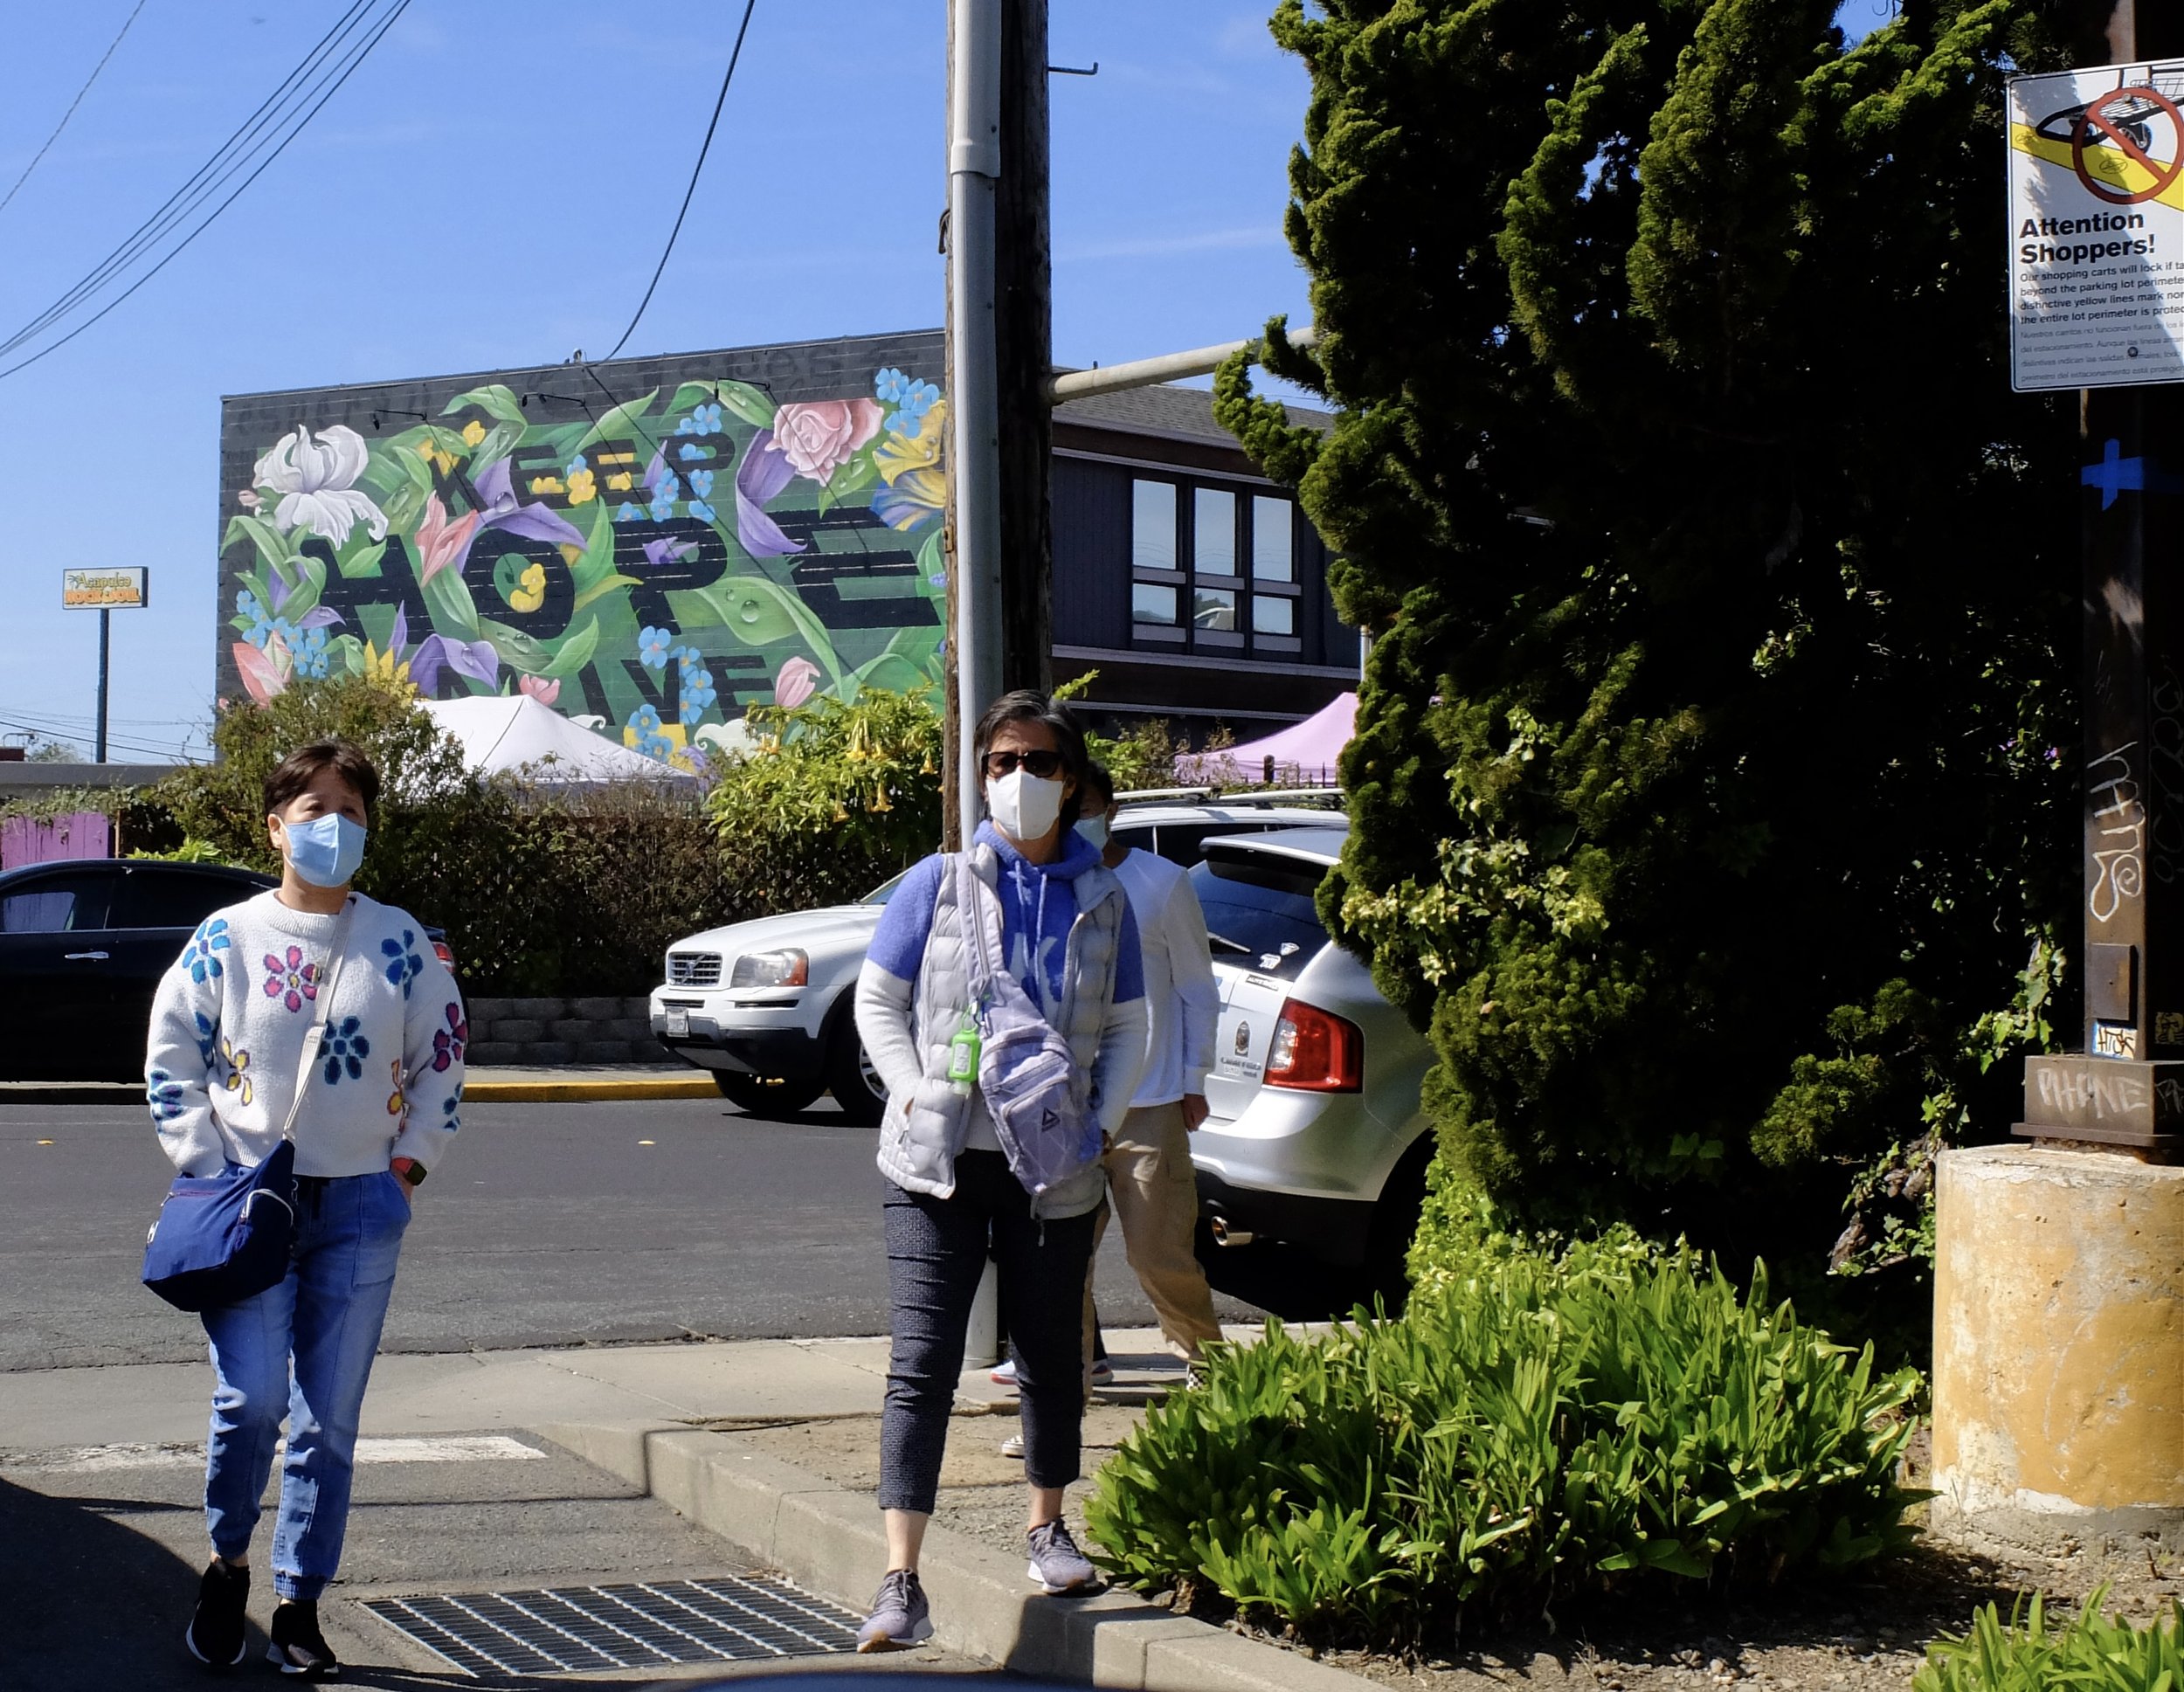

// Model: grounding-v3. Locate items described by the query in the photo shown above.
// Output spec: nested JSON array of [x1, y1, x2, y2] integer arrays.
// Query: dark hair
[[973, 689, 1090, 828], [263, 740, 380, 820], [1082, 760, 1116, 808]]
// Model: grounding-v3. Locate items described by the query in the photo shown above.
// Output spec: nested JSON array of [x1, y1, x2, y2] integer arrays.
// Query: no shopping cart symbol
[[2072, 84, 2184, 204]]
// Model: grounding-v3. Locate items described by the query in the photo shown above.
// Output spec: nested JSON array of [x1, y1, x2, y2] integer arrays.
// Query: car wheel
[[826, 1014, 887, 1126], [713, 1072, 825, 1115]]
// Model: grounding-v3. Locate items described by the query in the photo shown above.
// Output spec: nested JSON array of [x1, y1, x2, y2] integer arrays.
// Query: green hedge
[[1085, 1237, 1921, 1646], [1916, 1590, 2184, 1692]]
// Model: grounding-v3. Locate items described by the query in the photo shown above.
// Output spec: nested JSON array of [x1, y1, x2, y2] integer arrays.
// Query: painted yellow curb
[[462, 1078, 722, 1103]]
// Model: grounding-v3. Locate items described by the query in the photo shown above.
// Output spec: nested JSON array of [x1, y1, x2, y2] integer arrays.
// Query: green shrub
[[1916, 1589, 2184, 1692], [1085, 1240, 1921, 1645]]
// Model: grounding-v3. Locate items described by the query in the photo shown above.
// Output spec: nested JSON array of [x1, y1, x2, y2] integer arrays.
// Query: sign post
[[61, 568, 149, 765]]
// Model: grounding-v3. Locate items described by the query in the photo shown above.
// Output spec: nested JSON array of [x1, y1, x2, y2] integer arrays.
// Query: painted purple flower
[[471, 458, 585, 549], [734, 430, 805, 558], [642, 536, 697, 569], [410, 633, 500, 694]]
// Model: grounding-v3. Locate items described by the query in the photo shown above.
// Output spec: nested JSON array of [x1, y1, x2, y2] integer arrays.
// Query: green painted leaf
[[223, 515, 294, 570], [478, 618, 551, 673], [576, 387, 660, 453], [336, 538, 387, 580], [423, 562, 483, 640], [669, 574, 843, 687], [573, 571, 639, 614], [444, 384, 526, 428], [471, 418, 524, 476], [715, 380, 776, 430], [542, 615, 600, 679]]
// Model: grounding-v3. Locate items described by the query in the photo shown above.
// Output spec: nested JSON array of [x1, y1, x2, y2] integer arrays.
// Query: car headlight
[[730, 948, 808, 988]]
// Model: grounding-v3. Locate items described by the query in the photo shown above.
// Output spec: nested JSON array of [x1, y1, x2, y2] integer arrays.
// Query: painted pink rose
[[774, 656, 821, 709], [768, 399, 883, 487], [518, 673, 561, 705]]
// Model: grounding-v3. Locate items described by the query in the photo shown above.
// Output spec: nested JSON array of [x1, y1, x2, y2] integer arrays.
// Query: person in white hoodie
[[146, 740, 464, 1679], [1075, 762, 1225, 1361]]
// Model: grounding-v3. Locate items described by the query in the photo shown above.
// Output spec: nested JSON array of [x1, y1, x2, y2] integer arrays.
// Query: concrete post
[[1931, 1144, 2184, 1551]]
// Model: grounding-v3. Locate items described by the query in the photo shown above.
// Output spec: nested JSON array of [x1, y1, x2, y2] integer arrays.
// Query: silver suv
[[650, 793, 1345, 1121], [1185, 828, 1433, 1305]]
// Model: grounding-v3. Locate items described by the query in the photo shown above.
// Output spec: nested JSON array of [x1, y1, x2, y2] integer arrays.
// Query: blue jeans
[[200, 1170, 411, 1600]]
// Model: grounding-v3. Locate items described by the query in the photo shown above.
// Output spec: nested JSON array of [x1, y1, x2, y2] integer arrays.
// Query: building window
[[1251, 594, 1295, 636], [1193, 586, 1239, 632], [1252, 496, 1294, 582], [1132, 480, 1177, 573], [1193, 489, 1236, 577], [1133, 582, 1178, 625]]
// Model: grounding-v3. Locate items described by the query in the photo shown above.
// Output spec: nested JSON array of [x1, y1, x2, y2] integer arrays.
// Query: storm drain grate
[[362, 1576, 863, 1676]]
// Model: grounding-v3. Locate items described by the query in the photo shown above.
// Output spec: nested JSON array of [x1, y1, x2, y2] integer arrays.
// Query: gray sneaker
[[855, 1568, 931, 1653], [1026, 1518, 1098, 1594]]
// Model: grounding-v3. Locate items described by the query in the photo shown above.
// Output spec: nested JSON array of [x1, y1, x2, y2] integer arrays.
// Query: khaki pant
[[1084, 1101, 1224, 1364]]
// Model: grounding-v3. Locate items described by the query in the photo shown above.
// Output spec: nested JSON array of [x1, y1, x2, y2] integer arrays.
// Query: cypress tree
[[1218, 0, 2090, 1312]]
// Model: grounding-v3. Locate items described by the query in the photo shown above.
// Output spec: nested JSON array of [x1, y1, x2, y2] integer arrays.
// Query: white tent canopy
[[420, 695, 697, 784]]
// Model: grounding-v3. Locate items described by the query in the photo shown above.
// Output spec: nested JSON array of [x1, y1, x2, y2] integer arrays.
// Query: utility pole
[[95, 608, 109, 763], [994, 0, 1053, 698]]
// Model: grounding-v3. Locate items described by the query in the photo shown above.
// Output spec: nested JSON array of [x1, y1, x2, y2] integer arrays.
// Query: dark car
[[0, 859, 453, 1081]]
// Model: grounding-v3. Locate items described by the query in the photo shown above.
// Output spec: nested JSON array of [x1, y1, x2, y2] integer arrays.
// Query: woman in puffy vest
[[849, 689, 1147, 1650]]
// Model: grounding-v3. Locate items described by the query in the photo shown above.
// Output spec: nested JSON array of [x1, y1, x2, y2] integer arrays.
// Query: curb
[[461, 1077, 721, 1102], [0, 1082, 140, 1105], [536, 1419, 1368, 1692]]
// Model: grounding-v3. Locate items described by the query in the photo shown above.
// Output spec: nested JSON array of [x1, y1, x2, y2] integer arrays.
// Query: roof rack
[[1116, 786, 1344, 807]]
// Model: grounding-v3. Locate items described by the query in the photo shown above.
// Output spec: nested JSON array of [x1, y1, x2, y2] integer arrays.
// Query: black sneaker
[[185, 1557, 249, 1668], [266, 1600, 340, 1679]]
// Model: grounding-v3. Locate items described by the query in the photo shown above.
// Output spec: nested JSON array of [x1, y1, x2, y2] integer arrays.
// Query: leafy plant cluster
[[1914, 1589, 2184, 1692], [1084, 1236, 1921, 1647], [1215, 0, 2092, 1320]]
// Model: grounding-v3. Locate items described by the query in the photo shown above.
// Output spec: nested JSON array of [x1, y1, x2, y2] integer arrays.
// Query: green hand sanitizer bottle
[[947, 1012, 981, 1096]]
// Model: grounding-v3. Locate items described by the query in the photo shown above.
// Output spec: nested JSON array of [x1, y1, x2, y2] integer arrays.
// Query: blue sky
[[0, 3, 1317, 761]]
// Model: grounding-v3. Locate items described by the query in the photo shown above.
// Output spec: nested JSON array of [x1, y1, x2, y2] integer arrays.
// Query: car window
[[1190, 853, 1330, 980], [1154, 820, 1312, 868], [1111, 826, 1158, 858], [120, 869, 254, 930], [863, 870, 909, 905], [0, 871, 115, 934]]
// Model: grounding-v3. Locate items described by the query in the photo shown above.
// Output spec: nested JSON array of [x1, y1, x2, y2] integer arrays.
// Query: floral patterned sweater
[[145, 890, 466, 1179]]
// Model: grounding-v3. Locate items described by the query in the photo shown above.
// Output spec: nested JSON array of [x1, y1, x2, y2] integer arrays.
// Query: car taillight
[[1263, 998, 1363, 1092], [432, 940, 456, 969]]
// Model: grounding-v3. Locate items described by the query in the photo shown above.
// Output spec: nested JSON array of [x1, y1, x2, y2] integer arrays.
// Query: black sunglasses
[[983, 749, 1063, 779]]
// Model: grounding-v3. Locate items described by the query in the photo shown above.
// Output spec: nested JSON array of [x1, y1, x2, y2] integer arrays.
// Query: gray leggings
[[879, 1150, 1098, 1512]]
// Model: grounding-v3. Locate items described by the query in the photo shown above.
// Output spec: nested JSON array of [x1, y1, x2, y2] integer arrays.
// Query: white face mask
[[1075, 814, 1110, 850], [986, 768, 1066, 842]]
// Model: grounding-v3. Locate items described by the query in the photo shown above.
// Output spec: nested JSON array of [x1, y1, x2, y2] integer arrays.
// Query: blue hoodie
[[866, 822, 1144, 1014]]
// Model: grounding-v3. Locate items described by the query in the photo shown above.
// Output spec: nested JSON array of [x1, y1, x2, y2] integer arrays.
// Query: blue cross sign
[[2084, 437, 2184, 509]]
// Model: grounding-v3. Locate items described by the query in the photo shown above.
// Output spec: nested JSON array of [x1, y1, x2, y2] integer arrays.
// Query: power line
[[0, 0, 377, 360], [0, 0, 151, 218], [0, 0, 410, 382], [601, 0, 758, 362]]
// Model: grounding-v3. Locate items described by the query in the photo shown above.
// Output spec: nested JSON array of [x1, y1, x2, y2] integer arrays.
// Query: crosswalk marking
[[2, 1434, 546, 1473]]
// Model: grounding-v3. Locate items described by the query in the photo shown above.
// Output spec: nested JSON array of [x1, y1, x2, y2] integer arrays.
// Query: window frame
[[1129, 473, 1307, 658]]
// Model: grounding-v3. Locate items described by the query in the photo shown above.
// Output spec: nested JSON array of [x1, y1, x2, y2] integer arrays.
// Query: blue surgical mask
[[1075, 815, 1110, 851], [283, 813, 367, 888]]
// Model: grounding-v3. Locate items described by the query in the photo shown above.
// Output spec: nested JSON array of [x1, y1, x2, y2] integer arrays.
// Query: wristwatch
[[390, 1157, 426, 1188]]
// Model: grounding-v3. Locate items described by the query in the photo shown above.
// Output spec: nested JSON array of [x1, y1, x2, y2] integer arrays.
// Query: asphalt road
[[0, 1097, 1265, 1371]]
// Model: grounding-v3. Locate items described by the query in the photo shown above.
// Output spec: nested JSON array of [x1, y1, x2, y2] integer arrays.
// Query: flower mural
[[221, 358, 949, 763]]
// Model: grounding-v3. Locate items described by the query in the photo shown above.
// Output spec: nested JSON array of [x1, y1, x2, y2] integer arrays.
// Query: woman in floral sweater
[[145, 740, 464, 1678]]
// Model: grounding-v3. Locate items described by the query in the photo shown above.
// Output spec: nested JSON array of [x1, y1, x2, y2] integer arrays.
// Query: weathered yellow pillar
[[1932, 1144, 2184, 1550]]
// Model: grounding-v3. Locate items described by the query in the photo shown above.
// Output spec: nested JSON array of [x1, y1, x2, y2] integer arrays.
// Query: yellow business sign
[[62, 567, 149, 609]]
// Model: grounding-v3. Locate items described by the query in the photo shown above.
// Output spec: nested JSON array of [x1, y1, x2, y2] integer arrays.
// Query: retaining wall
[[464, 996, 659, 1067]]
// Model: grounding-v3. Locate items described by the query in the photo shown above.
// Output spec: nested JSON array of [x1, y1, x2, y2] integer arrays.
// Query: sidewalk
[[0, 1060, 718, 1107]]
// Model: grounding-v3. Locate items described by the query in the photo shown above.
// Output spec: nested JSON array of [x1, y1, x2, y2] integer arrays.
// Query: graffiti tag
[[2089, 741, 2147, 922]]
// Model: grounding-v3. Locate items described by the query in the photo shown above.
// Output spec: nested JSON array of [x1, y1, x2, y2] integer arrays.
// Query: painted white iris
[[253, 425, 389, 548]]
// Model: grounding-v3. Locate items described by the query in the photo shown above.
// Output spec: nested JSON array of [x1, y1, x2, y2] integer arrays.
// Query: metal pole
[[949, 0, 1004, 848], [1045, 326, 1321, 404], [95, 607, 109, 764]]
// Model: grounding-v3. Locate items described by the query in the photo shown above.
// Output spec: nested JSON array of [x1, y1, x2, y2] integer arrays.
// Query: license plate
[[664, 1009, 689, 1038]]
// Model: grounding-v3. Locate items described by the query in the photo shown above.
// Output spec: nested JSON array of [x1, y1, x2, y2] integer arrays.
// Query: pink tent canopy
[[1176, 691, 1356, 786]]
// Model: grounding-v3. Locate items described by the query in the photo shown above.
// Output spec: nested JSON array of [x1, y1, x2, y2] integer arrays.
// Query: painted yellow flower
[[460, 419, 487, 447], [508, 561, 547, 613], [221, 1040, 253, 1106], [415, 439, 456, 476], [363, 639, 416, 696], [387, 1057, 406, 1118], [875, 397, 946, 483], [529, 474, 565, 495], [567, 467, 598, 505], [607, 471, 633, 491]]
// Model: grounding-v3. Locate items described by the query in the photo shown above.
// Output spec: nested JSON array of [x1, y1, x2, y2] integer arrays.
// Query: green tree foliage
[[1216, 0, 2086, 1306]]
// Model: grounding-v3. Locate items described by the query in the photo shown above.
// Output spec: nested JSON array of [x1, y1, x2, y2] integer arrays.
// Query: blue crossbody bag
[[142, 903, 354, 1312]]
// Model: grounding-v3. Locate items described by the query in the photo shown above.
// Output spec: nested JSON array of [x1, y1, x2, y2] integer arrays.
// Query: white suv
[[649, 794, 1344, 1121]]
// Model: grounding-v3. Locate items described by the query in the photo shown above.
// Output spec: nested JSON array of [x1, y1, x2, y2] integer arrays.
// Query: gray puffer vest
[[874, 844, 1127, 1217]]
